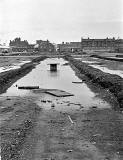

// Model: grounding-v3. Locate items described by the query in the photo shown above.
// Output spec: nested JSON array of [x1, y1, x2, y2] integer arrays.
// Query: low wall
[[64, 55, 123, 108]]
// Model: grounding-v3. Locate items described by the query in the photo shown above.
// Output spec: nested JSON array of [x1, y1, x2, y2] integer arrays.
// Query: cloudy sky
[[0, 0, 123, 44]]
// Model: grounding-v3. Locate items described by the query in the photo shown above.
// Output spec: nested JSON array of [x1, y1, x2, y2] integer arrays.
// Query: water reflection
[[47, 70, 60, 78]]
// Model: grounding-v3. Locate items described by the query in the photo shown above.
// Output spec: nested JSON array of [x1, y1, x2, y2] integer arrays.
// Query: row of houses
[[0, 38, 56, 54], [58, 38, 123, 53], [1, 37, 123, 54]]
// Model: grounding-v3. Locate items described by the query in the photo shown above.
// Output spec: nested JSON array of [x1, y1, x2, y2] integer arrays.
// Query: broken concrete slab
[[45, 89, 74, 97], [32, 88, 74, 97]]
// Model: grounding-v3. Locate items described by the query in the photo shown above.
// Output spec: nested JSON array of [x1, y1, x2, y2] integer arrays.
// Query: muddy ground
[[1, 95, 123, 160], [0, 56, 33, 68], [1, 56, 123, 160]]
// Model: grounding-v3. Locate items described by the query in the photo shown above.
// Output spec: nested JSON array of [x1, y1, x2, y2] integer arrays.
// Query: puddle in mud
[[0, 60, 31, 73], [75, 58, 123, 78], [89, 64, 123, 78], [110, 56, 123, 59], [75, 58, 99, 64], [1, 58, 112, 111]]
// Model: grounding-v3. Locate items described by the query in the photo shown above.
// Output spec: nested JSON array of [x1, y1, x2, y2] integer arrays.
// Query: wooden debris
[[72, 81, 83, 83], [68, 115, 74, 124], [41, 100, 46, 103], [18, 86, 39, 90], [51, 103, 55, 108], [91, 106, 98, 109], [47, 100, 52, 103]]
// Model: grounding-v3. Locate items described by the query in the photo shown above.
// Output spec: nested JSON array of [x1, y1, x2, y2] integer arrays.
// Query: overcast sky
[[0, 0, 123, 44]]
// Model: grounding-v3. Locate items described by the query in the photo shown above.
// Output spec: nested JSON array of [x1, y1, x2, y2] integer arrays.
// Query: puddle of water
[[0, 66, 20, 73], [0, 60, 31, 73], [75, 58, 99, 64], [13, 60, 31, 66], [109, 56, 123, 60], [82, 60, 100, 64], [1, 58, 111, 111], [89, 64, 123, 78], [77, 59, 123, 78]]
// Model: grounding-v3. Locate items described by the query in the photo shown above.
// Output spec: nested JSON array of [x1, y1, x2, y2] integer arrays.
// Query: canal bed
[[1, 58, 113, 111]]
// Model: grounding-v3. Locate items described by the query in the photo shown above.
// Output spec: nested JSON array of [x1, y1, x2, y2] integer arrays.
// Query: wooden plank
[[68, 115, 74, 124], [72, 81, 83, 83], [18, 86, 39, 90]]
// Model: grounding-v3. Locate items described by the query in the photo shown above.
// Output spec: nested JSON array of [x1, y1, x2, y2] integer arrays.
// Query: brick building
[[36, 40, 55, 52], [9, 38, 29, 52], [81, 37, 116, 52], [58, 42, 81, 53]]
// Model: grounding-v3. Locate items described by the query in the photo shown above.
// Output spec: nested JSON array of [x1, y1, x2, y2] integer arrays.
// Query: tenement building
[[81, 37, 116, 52], [57, 42, 81, 53]]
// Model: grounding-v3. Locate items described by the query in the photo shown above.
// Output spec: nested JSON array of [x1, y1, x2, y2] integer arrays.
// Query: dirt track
[[1, 95, 123, 160]]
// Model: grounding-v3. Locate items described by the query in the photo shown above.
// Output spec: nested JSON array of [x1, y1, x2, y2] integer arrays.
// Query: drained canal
[[1, 58, 113, 111]]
